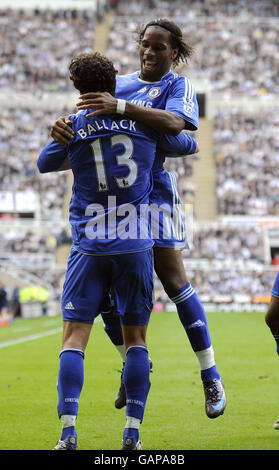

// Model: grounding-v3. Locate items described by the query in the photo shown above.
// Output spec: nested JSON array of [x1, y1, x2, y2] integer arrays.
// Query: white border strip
[[0, 316, 102, 349], [0, 327, 62, 349]]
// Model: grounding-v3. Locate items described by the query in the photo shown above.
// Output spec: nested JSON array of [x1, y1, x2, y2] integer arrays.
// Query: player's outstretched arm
[[158, 131, 199, 157], [76, 92, 185, 136], [37, 140, 70, 173]]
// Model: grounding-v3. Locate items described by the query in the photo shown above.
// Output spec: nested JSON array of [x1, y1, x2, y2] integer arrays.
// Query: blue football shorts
[[271, 271, 279, 298], [150, 169, 188, 250], [62, 247, 154, 325]]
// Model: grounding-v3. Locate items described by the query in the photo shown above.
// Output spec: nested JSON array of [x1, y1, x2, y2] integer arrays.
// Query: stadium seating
[[214, 107, 279, 216], [1, 0, 279, 316], [0, 8, 97, 93], [106, 3, 279, 97]]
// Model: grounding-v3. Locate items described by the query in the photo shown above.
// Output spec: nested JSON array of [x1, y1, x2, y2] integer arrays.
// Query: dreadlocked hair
[[138, 18, 194, 67], [69, 52, 118, 95]]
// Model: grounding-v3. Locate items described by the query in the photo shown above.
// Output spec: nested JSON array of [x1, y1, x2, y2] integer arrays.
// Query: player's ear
[[171, 48, 179, 61]]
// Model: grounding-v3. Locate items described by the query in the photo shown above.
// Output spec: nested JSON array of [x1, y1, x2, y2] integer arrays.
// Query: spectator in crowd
[[12, 286, 21, 318], [271, 253, 279, 266], [0, 281, 8, 321]]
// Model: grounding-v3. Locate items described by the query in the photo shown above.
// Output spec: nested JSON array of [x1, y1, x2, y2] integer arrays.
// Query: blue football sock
[[200, 365, 220, 382], [171, 282, 212, 351], [57, 348, 85, 419], [171, 283, 221, 382], [123, 345, 150, 424], [61, 425, 76, 440], [123, 426, 139, 442]]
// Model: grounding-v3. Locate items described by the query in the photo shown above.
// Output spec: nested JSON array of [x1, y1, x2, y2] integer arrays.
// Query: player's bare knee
[[160, 275, 188, 298], [62, 321, 92, 351], [266, 308, 277, 329], [154, 248, 188, 296], [122, 325, 147, 350], [155, 260, 188, 296]]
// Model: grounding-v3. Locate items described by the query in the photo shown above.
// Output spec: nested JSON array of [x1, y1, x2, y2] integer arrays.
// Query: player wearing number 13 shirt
[[38, 51, 198, 450], [39, 95, 197, 257], [48, 19, 226, 436]]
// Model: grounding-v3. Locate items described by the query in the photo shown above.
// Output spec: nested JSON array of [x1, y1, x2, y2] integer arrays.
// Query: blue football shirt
[[38, 110, 197, 255], [67, 111, 156, 254], [116, 70, 199, 171]]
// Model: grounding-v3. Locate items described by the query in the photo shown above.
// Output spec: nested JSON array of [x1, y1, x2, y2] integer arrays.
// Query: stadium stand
[[214, 108, 279, 216], [106, 1, 279, 97], [0, 107, 71, 220], [1, 0, 279, 322], [0, 6, 98, 93]]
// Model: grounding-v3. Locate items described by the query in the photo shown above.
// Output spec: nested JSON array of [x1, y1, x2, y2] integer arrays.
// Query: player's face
[[139, 26, 178, 82]]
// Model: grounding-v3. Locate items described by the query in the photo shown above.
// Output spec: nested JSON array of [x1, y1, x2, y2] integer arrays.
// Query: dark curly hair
[[138, 18, 193, 67], [69, 52, 118, 95]]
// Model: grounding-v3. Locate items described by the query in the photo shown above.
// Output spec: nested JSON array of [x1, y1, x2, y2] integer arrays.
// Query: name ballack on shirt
[[77, 118, 137, 139]]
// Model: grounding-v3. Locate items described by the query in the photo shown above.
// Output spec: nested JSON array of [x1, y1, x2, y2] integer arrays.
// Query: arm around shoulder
[[124, 102, 185, 136]]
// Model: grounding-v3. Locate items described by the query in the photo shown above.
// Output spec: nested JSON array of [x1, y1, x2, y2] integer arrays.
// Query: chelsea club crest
[[147, 87, 161, 99]]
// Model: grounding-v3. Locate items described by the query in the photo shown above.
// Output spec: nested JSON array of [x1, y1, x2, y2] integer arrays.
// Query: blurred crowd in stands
[[155, 267, 274, 305], [0, 223, 265, 265], [0, 107, 71, 220], [1, 1, 279, 314], [214, 108, 279, 216], [1, 2, 279, 97], [164, 154, 196, 207], [0, 8, 96, 94], [0, 222, 273, 307], [114, 0, 279, 18], [107, 2, 279, 97], [0, 225, 71, 257], [189, 226, 265, 264]]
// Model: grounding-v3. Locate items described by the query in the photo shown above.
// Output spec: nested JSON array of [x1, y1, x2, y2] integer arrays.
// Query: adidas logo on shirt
[[65, 301, 75, 310], [138, 86, 147, 93]]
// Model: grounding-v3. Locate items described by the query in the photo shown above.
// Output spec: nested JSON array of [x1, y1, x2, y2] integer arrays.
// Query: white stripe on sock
[[171, 286, 195, 304], [195, 345, 215, 371], [59, 348, 84, 356], [171, 285, 193, 302], [175, 289, 195, 304], [126, 416, 140, 429], [60, 415, 76, 428]]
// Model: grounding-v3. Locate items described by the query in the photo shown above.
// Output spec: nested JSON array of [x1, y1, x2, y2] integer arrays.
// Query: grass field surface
[[0, 311, 278, 451]]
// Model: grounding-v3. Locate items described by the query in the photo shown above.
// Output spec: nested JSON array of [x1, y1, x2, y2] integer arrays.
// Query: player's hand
[[50, 116, 74, 147], [76, 92, 118, 118]]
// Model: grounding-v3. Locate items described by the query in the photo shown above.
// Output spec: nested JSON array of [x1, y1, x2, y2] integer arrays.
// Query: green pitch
[[0, 310, 278, 450]]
